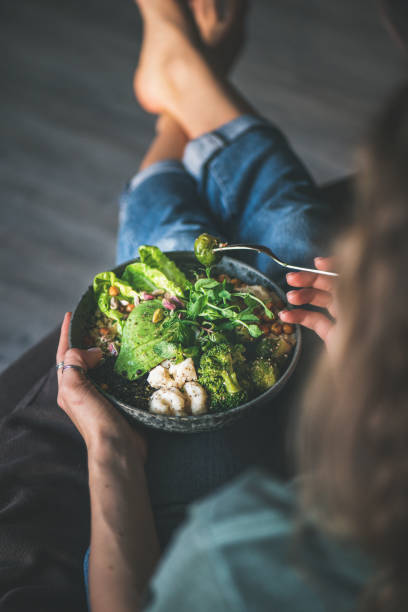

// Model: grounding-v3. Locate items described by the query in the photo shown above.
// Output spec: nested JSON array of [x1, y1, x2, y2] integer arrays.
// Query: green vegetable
[[188, 277, 263, 338], [198, 343, 249, 410], [114, 300, 178, 379], [256, 336, 293, 359], [250, 358, 277, 392], [92, 242, 289, 407], [121, 264, 158, 293], [194, 233, 222, 267], [206, 387, 249, 412], [93, 271, 138, 331], [138, 245, 190, 295], [122, 262, 185, 298]]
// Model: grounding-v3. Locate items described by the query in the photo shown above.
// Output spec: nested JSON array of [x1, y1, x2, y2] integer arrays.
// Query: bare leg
[[139, 115, 188, 171], [138, 0, 249, 170], [134, 0, 253, 139]]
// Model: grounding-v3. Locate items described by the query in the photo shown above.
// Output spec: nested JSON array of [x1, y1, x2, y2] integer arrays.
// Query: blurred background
[[1, 0, 405, 373]]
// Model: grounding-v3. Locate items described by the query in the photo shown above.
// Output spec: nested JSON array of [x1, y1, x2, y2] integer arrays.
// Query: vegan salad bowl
[[70, 237, 301, 433]]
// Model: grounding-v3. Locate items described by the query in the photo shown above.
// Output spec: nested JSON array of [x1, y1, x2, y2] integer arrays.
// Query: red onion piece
[[170, 296, 185, 308], [108, 342, 118, 357], [162, 298, 176, 311]]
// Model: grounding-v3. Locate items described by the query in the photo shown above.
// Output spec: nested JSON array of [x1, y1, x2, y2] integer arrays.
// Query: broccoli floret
[[198, 343, 249, 410], [250, 358, 277, 393], [256, 336, 293, 359], [231, 343, 246, 366], [209, 388, 249, 411]]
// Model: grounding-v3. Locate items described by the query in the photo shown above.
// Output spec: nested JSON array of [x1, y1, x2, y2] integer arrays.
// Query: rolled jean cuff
[[183, 114, 269, 180], [127, 159, 187, 192]]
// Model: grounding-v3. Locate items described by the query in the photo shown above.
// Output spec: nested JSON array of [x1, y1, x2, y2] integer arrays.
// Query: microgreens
[[180, 275, 274, 339]]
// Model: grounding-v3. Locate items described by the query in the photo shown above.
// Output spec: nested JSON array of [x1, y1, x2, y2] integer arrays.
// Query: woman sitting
[[55, 1, 408, 611]]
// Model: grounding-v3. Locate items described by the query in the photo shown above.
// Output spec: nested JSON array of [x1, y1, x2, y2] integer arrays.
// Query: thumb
[[82, 347, 104, 370]]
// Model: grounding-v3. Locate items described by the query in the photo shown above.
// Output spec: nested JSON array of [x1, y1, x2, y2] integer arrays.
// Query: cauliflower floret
[[183, 381, 208, 415], [147, 365, 174, 389], [169, 358, 197, 388], [160, 360, 173, 370], [149, 387, 187, 417]]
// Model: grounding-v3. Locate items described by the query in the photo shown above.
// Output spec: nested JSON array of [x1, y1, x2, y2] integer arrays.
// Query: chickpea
[[126, 303, 135, 312], [282, 323, 294, 335], [109, 286, 119, 296], [152, 308, 164, 323], [260, 324, 270, 335], [99, 327, 109, 336], [270, 322, 283, 335]]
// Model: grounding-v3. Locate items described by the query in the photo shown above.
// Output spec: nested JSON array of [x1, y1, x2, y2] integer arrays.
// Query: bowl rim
[[69, 251, 302, 430]]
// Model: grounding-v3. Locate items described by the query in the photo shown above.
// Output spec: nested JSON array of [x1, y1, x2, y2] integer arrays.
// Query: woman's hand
[[278, 257, 337, 352], [57, 315, 158, 609], [56, 312, 146, 460]]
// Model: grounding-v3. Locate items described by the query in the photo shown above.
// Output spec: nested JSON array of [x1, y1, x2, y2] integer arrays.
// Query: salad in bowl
[[70, 235, 300, 432]]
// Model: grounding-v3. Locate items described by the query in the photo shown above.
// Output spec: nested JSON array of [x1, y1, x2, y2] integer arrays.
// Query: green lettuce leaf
[[123, 262, 186, 298], [93, 271, 138, 331], [114, 300, 178, 380], [138, 245, 190, 295], [121, 263, 159, 293]]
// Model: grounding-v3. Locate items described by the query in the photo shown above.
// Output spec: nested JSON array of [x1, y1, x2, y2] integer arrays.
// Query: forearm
[[87, 433, 160, 612]]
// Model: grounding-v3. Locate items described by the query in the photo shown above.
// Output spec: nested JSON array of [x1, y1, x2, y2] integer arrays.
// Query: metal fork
[[212, 244, 339, 277]]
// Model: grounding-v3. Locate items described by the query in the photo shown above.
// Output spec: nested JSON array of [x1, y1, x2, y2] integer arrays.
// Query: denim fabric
[[117, 160, 224, 263], [117, 115, 331, 282]]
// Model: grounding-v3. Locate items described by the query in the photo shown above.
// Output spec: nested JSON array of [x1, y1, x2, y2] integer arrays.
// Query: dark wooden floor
[[0, 0, 405, 372]]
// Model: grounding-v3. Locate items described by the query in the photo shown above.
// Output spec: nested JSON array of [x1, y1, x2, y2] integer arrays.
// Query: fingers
[[57, 347, 103, 416], [56, 311, 103, 390], [56, 312, 71, 365], [59, 348, 103, 386], [286, 256, 338, 318], [286, 287, 333, 310], [286, 255, 337, 293], [82, 348, 104, 369], [286, 270, 335, 293], [314, 256, 336, 272], [279, 308, 334, 344]]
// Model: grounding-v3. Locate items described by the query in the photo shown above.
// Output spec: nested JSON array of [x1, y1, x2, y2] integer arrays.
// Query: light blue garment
[[116, 115, 331, 282], [143, 471, 372, 612]]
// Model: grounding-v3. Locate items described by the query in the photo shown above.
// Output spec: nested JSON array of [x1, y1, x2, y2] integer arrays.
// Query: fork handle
[[284, 264, 339, 277]]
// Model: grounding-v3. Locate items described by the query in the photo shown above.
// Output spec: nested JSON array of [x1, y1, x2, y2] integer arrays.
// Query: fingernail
[[286, 291, 296, 299], [87, 347, 102, 356], [279, 310, 288, 317], [286, 272, 295, 280]]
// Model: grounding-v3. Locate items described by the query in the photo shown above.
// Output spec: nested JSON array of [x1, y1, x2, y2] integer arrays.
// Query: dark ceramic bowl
[[70, 252, 302, 433]]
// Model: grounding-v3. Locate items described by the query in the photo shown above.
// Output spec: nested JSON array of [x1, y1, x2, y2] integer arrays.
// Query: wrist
[[86, 421, 146, 468]]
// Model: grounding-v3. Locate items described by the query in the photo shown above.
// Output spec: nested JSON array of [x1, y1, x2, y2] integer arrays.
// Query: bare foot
[[188, 0, 248, 74], [134, 0, 243, 137], [134, 0, 248, 115], [134, 0, 203, 114]]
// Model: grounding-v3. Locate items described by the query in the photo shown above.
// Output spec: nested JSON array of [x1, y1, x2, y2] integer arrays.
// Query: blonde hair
[[298, 82, 408, 611]]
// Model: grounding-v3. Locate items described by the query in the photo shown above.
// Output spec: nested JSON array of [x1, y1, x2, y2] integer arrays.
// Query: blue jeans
[[117, 115, 330, 281], [84, 115, 332, 598]]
